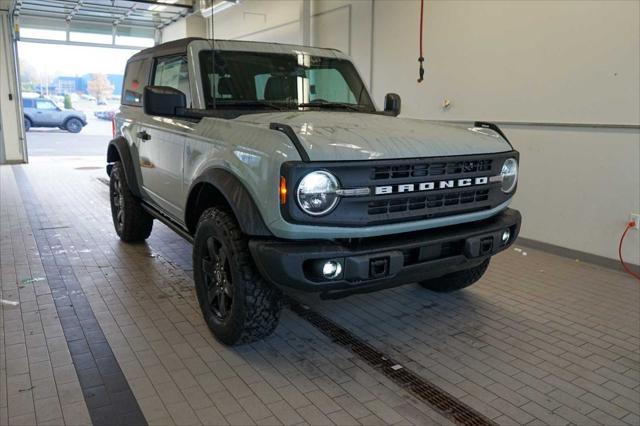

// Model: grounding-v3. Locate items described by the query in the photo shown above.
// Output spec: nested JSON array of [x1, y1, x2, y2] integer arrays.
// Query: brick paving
[[1, 157, 639, 425]]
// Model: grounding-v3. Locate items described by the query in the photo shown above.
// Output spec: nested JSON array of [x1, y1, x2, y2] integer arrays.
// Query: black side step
[[141, 202, 194, 244]]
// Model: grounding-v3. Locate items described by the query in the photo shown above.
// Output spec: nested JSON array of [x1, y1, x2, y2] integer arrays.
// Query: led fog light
[[501, 229, 511, 244], [322, 260, 343, 279]]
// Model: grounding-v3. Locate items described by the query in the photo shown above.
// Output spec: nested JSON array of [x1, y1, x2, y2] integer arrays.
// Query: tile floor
[[1, 157, 638, 426]]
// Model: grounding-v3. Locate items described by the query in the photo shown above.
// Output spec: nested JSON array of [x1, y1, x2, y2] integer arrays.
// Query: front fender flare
[[106, 137, 142, 198], [188, 168, 272, 237]]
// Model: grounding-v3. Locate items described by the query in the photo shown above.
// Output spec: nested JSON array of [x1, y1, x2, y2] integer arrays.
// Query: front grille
[[368, 189, 490, 215], [281, 151, 516, 227], [372, 159, 493, 180]]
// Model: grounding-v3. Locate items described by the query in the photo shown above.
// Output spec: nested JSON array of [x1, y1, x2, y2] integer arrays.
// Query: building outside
[[49, 74, 123, 96]]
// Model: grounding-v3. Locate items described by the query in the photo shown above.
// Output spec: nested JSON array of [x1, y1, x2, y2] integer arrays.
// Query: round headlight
[[501, 158, 518, 193], [296, 171, 340, 216]]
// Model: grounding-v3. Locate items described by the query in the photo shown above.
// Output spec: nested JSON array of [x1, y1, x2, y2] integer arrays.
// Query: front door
[[137, 122, 185, 220], [136, 54, 192, 220], [34, 99, 59, 126]]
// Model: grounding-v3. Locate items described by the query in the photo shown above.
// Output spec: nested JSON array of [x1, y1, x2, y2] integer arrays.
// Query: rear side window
[[23, 99, 35, 108], [153, 56, 191, 107], [122, 58, 151, 106], [36, 100, 57, 110]]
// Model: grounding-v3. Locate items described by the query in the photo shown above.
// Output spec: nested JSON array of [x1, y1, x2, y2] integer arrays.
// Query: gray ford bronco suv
[[107, 38, 521, 345], [23, 98, 87, 133]]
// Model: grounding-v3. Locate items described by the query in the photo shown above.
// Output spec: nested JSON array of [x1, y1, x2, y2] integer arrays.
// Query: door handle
[[137, 130, 151, 141]]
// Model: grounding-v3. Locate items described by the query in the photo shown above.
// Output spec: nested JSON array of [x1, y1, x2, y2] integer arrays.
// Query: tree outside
[[87, 73, 115, 102], [64, 94, 73, 109]]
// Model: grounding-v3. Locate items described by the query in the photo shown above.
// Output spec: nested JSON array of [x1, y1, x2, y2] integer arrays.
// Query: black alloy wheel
[[108, 161, 153, 242], [111, 169, 125, 233], [193, 207, 282, 345], [201, 236, 234, 321]]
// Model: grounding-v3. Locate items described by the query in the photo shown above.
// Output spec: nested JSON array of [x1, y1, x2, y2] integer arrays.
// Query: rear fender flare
[[106, 137, 142, 198]]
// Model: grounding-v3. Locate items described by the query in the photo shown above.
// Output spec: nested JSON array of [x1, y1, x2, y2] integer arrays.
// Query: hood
[[234, 111, 512, 161]]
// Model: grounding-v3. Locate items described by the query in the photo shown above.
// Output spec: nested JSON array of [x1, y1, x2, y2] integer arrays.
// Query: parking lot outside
[[26, 99, 115, 157]]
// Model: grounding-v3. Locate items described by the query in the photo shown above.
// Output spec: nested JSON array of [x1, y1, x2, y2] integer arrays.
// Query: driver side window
[[154, 56, 191, 107]]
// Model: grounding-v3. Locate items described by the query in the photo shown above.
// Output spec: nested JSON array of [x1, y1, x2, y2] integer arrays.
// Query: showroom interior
[[0, 0, 639, 425]]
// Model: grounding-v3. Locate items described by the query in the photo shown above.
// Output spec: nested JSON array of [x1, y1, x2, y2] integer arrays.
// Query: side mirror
[[143, 86, 186, 117], [384, 93, 401, 116]]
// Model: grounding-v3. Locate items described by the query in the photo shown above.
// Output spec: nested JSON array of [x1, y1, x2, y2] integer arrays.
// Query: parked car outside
[[94, 110, 117, 121], [23, 98, 87, 133]]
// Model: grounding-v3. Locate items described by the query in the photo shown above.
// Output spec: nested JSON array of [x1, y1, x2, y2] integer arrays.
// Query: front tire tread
[[195, 208, 281, 345]]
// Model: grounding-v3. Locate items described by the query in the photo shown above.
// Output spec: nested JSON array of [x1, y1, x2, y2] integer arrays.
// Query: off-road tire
[[65, 117, 83, 133], [194, 207, 282, 345], [109, 162, 153, 242], [419, 259, 490, 292], [24, 118, 31, 132]]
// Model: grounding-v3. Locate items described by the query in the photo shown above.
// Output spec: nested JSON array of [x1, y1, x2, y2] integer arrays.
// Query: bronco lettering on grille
[[375, 177, 490, 195]]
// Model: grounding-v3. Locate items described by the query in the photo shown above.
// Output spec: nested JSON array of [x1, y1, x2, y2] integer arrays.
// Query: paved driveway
[[26, 116, 112, 157]]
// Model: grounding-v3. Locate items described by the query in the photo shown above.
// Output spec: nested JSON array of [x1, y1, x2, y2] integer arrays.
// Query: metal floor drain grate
[[289, 299, 497, 426]]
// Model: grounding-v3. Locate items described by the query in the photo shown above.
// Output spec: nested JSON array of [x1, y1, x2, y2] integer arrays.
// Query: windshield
[[199, 50, 376, 112]]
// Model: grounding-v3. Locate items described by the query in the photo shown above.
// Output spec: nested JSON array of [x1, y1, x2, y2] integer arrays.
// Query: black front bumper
[[249, 209, 521, 298]]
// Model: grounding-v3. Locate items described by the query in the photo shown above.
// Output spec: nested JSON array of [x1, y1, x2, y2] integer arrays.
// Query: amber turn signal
[[280, 176, 287, 204]]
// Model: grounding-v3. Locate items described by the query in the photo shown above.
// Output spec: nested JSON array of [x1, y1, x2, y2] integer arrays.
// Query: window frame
[[121, 57, 152, 107], [152, 54, 191, 107]]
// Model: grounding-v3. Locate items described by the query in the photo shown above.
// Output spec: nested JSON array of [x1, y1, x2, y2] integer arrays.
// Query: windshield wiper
[[211, 101, 288, 111], [297, 102, 366, 112]]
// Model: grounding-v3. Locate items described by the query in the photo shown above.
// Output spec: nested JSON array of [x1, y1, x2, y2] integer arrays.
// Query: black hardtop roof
[[128, 37, 206, 62], [126, 37, 343, 64]]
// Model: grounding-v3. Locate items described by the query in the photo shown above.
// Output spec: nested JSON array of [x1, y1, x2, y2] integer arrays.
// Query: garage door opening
[[18, 39, 141, 157], [1, 0, 195, 164]]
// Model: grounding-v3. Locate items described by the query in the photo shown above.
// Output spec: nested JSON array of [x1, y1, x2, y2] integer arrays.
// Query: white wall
[[161, 14, 207, 43], [310, 1, 373, 90], [162, 0, 640, 265], [161, 19, 188, 42], [369, 0, 640, 265], [211, 0, 303, 43], [504, 125, 639, 264], [372, 0, 640, 126]]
